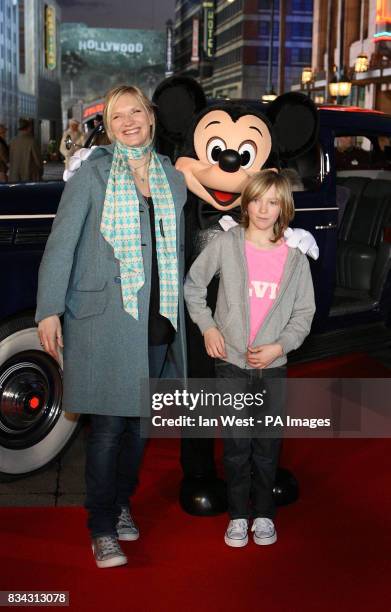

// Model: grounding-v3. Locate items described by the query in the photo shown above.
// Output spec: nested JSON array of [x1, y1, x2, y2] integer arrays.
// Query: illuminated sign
[[83, 102, 105, 119], [166, 20, 174, 77], [78, 40, 143, 53], [191, 18, 200, 62], [374, 1, 391, 45], [373, 31, 391, 41], [376, 0, 391, 23], [45, 5, 56, 70], [203, 1, 215, 59]]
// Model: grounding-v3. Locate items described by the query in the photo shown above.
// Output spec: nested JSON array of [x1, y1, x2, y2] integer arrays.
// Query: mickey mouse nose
[[218, 149, 241, 173]]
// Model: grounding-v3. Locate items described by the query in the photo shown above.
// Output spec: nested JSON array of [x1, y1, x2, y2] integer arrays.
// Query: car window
[[281, 142, 324, 192], [42, 158, 66, 181], [334, 133, 391, 180]]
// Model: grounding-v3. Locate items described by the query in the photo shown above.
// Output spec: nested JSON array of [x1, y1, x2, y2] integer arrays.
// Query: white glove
[[284, 227, 319, 260], [63, 147, 96, 182], [219, 215, 239, 231]]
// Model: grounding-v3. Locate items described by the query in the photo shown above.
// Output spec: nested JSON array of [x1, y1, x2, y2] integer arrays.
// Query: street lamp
[[301, 67, 313, 84], [301, 66, 314, 97], [314, 94, 325, 104], [328, 0, 352, 104], [355, 0, 368, 74], [329, 69, 352, 103], [261, 0, 277, 103], [262, 89, 277, 102], [354, 53, 369, 73]]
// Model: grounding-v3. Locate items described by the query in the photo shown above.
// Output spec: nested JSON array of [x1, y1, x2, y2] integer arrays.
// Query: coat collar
[[91, 144, 114, 185]]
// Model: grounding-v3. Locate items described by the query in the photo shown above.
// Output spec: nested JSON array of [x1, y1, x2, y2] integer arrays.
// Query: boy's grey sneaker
[[116, 507, 140, 541], [91, 535, 127, 569], [224, 519, 248, 547], [251, 518, 277, 545]]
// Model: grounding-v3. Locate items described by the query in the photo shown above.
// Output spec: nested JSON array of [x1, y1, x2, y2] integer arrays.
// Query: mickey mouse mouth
[[204, 187, 241, 207]]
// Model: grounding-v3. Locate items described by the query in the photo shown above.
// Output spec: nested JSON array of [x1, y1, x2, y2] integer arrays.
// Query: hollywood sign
[[78, 40, 144, 53]]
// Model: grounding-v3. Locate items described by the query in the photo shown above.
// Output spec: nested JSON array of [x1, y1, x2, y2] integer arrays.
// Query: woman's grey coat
[[36, 145, 188, 416]]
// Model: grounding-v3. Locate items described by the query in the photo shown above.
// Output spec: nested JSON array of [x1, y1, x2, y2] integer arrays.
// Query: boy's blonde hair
[[103, 85, 156, 143], [240, 170, 295, 242]]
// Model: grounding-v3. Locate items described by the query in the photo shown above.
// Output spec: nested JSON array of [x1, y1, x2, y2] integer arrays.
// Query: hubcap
[[0, 350, 63, 449]]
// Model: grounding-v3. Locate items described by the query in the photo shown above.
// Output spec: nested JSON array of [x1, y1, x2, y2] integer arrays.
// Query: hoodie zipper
[[238, 233, 251, 356]]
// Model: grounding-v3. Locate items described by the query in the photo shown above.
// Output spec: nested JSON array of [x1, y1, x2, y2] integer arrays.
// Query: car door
[[283, 122, 338, 330]]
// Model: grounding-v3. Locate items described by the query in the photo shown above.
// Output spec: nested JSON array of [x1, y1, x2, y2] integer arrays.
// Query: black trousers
[[215, 359, 286, 520]]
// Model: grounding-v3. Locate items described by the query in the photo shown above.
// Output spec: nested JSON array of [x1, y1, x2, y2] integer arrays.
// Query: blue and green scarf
[[100, 141, 178, 329]]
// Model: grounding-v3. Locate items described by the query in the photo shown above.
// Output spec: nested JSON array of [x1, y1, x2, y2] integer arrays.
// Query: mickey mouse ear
[[153, 76, 207, 145], [266, 92, 319, 160]]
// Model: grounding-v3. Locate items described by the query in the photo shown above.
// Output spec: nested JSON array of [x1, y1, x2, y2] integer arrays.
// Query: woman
[[59, 119, 85, 169], [36, 86, 187, 568]]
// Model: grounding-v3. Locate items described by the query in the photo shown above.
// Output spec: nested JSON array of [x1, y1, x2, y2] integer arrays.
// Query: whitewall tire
[[0, 316, 80, 480]]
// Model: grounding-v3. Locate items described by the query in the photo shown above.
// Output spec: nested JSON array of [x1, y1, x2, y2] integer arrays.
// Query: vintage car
[[0, 106, 390, 480]]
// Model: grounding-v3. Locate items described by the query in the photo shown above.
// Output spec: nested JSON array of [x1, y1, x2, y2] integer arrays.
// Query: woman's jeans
[[85, 344, 168, 538], [215, 359, 287, 521]]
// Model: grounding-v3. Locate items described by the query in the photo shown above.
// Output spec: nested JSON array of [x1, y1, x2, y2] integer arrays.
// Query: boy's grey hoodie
[[184, 225, 316, 369]]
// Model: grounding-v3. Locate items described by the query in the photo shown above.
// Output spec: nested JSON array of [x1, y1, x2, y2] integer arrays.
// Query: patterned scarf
[[100, 140, 178, 329]]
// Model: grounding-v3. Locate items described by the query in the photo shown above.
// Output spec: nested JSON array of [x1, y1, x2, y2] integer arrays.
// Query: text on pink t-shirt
[[245, 240, 289, 345]]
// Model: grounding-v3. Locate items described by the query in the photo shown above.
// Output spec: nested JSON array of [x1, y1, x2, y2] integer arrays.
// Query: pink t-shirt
[[245, 240, 289, 345]]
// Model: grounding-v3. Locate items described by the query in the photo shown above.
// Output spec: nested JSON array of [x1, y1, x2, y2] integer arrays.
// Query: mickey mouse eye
[[206, 137, 227, 164], [238, 141, 257, 169]]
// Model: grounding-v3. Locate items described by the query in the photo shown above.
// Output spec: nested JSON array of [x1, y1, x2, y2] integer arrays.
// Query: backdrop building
[[0, 0, 62, 146], [292, 0, 391, 112], [0, 0, 19, 136], [174, 0, 314, 99]]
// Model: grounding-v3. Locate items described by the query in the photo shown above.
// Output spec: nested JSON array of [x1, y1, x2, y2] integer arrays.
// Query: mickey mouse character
[[153, 77, 319, 516]]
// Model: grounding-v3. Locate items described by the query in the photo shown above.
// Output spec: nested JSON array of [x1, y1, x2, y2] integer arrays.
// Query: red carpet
[[289, 351, 391, 377], [0, 353, 390, 611]]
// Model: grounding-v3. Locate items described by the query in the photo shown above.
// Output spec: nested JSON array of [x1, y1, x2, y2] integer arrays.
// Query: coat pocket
[[65, 283, 108, 319]]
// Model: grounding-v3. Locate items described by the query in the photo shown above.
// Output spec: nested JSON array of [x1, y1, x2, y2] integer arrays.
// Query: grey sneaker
[[91, 535, 127, 569], [251, 518, 277, 545], [224, 519, 248, 547], [116, 507, 140, 541]]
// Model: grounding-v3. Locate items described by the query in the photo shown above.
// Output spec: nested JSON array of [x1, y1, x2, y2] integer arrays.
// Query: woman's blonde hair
[[240, 170, 295, 242], [103, 85, 156, 144]]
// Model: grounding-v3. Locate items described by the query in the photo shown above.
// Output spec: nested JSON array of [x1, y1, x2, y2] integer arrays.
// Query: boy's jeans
[[85, 344, 168, 538], [215, 359, 286, 520]]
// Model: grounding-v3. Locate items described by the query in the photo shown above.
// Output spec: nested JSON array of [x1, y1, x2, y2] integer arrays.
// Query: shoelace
[[251, 518, 273, 533], [229, 519, 248, 534], [118, 508, 135, 527], [96, 536, 122, 555]]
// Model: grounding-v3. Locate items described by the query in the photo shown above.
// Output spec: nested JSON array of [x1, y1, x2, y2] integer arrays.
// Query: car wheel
[[0, 315, 80, 481]]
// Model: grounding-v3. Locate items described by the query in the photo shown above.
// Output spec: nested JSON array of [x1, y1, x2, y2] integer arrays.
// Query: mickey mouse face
[[176, 109, 272, 211], [154, 76, 318, 213]]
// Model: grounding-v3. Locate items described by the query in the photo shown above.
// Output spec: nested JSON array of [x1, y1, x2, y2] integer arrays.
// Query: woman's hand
[[37, 315, 63, 362], [203, 327, 227, 359], [246, 343, 283, 368]]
